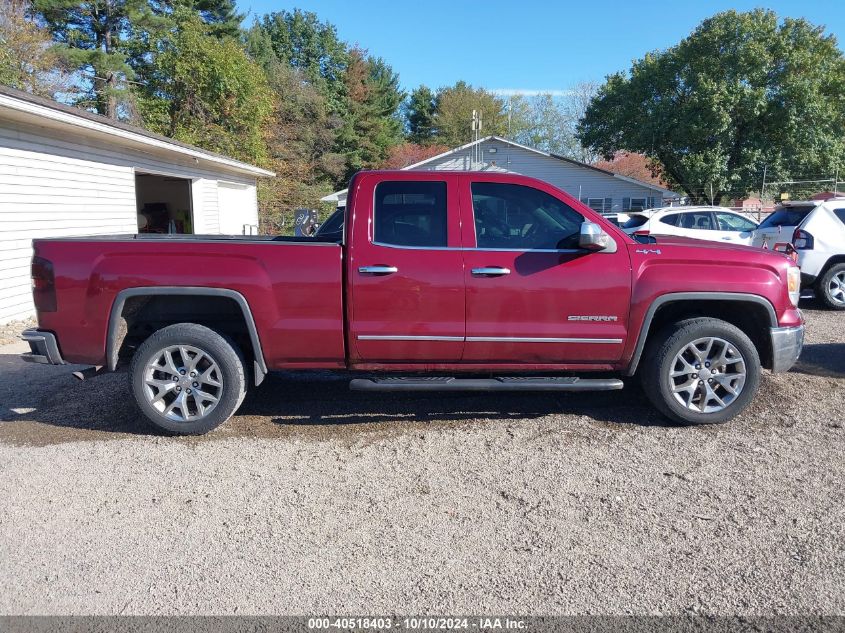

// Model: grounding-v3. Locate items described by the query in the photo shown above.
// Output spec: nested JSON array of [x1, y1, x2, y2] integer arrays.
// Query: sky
[[237, 0, 845, 92]]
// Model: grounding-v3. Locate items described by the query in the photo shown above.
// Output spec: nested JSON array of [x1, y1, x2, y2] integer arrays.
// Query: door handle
[[471, 267, 511, 277], [359, 265, 398, 275]]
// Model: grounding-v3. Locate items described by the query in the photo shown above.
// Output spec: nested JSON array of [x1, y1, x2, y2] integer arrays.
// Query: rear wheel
[[816, 263, 845, 310], [129, 323, 245, 435], [640, 318, 760, 425]]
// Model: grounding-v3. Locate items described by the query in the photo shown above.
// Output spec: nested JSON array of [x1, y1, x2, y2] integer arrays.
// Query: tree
[[511, 93, 569, 154], [593, 151, 666, 187], [578, 10, 845, 204], [0, 0, 71, 96], [333, 48, 404, 179], [509, 85, 600, 162], [433, 81, 508, 147], [380, 142, 450, 169], [259, 61, 345, 231], [404, 85, 436, 144], [173, 0, 241, 37], [257, 9, 349, 115], [135, 12, 273, 164], [252, 12, 404, 183], [32, 0, 157, 117]]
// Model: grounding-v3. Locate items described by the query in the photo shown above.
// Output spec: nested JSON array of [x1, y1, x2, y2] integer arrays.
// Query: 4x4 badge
[[636, 248, 662, 255]]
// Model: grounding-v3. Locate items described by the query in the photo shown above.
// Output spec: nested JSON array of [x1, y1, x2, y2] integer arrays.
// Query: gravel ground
[[0, 317, 35, 346], [0, 300, 842, 616]]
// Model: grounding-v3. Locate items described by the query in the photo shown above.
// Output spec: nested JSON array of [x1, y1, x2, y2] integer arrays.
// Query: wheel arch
[[817, 255, 845, 279], [106, 286, 268, 385], [625, 292, 777, 376]]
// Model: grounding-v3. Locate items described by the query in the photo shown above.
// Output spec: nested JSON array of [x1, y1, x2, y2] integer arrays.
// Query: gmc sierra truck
[[22, 171, 805, 434]]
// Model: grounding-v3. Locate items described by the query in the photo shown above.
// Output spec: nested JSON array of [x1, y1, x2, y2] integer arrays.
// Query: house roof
[[321, 135, 674, 203], [0, 85, 275, 178]]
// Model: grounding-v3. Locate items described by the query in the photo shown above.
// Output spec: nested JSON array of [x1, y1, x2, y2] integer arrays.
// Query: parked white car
[[750, 201, 818, 248], [789, 198, 845, 309], [620, 206, 759, 245]]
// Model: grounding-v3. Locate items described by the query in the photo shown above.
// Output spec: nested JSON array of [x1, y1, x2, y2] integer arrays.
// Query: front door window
[[471, 182, 584, 250]]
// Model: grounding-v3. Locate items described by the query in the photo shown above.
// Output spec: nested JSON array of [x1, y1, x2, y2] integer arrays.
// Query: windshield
[[758, 208, 812, 229]]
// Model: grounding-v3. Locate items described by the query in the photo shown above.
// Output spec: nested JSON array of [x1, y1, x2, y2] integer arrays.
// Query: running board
[[349, 376, 624, 392]]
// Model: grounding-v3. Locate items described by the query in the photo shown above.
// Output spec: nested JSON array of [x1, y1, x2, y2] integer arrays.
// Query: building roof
[[0, 85, 275, 178], [321, 135, 674, 203]]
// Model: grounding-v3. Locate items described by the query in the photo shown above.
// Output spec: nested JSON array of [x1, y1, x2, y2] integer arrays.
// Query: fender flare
[[106, 286, 268, 385], [624, 292, 777, 376]]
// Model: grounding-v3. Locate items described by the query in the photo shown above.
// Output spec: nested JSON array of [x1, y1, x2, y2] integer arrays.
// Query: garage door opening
[[135, 173, 194, 234]]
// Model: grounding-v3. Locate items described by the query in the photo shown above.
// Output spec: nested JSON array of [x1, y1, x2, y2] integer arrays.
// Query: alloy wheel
[[669, 337, 746, 413], [143, 345, 223, 422], [828, 271, 845, 305]]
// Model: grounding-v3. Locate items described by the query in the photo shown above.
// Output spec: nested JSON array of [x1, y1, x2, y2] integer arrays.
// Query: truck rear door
[[458, 175, 631, 363], [347, 173, 465, 363]]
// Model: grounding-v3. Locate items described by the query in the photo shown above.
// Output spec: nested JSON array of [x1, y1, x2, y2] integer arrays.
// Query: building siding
[[0, 116, 259, 323]]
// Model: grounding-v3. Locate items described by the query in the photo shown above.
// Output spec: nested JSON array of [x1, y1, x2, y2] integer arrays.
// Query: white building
[[323, 136, 674, 213], [0, 85, 274, 323]]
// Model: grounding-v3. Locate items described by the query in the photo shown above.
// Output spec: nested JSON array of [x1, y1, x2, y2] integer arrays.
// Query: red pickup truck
[[23, 171, 804, 434]]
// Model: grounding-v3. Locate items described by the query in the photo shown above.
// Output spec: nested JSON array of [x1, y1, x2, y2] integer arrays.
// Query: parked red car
[[23, 171, 804, 434]]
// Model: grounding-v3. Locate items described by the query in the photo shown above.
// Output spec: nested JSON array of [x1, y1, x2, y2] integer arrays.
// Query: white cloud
[[490, 88, 573, 97]]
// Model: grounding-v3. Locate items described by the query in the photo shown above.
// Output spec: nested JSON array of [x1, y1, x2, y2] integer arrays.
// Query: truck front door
[[459, 177, 631, 364], [347, 174, 465, 363]]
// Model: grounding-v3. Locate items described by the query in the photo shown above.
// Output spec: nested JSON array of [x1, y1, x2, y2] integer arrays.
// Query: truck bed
[[32, 236, 346, 368]]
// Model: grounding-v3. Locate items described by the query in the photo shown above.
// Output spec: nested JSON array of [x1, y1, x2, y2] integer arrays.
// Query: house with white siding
[[322, 136, 675, 213], [0, 85, 274, 324]]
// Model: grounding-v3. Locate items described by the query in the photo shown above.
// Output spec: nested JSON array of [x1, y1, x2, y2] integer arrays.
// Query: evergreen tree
[[404, 85, 436, 144], [32, 0, 156, 117]]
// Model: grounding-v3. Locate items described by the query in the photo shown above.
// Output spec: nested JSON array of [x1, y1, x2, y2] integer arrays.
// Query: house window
[[586, 198, 613, 214], [629, 198, 647, 211]]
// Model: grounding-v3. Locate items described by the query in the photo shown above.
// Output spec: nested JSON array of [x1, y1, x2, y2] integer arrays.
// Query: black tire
[[815, 263, 845, 310], [129, 323, 246, 435], [640, 317, 761, 425]]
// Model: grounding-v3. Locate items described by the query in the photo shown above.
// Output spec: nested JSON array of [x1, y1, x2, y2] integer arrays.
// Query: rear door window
[[659, 214, 680, 226], [677, 212, 716, 230], [833, 208, 845, 225], [374, 181, 448, 247]]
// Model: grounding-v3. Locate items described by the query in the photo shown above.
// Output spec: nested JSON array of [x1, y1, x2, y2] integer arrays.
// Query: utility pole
[[471, 110, 483, 163], [760, 165, 767, 222], [507, 97, 512, 138]]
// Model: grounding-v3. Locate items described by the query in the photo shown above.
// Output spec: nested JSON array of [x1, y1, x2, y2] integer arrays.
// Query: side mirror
[[579, 221, 614, 251]]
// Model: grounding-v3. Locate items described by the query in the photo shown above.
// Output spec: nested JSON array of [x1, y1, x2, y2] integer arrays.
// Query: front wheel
[[129, 323, 246, 435], [640, 318, 761, 425]]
